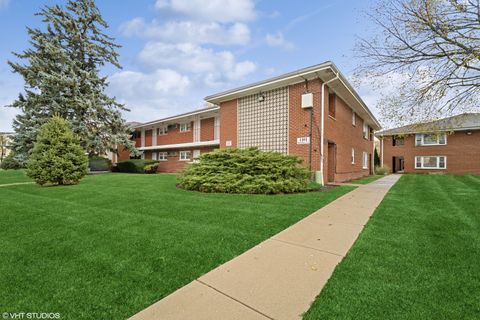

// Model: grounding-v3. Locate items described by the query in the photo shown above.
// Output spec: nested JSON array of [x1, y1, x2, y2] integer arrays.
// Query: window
[[362, 151, 369, 169], [157, 126, 168, 135], [415, 156, 447, 169], [328, 93, 336, 118], [352, 111, 356, 126], [351, 148, 355, 164], [158, 152, 168, 161], [393, 137, 405, 146], [179, 151, 191, 161], [363, 122, 369, 139], [131, 131, 141, 139], [180, 123, 191, 132], [415, 133, 447, 146]]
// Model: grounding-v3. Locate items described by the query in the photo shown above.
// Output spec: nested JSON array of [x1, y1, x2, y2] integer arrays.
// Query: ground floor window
[[179, 151, 191, 161], [351, 148, 355, 164], [158, 152, 168, 161], [362, 151, 368, 169], [415, 156, 446, 169]]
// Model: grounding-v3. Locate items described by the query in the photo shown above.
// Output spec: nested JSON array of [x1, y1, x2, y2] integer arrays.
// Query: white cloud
[[120, 18, 250, 45], [138, 42, 256, 85], [265, 32, 294, 50], [154, 0, 256, 23]]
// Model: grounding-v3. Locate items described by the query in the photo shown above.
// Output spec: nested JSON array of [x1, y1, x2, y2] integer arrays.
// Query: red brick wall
[[324, 90, 374, 182], [381, 130, 480, 174], [116, 144, 132, 162], [156, 121, 193, 145], [219, 99, 237, 148], [200, 117, 215, 141], [288, 81, 322, 172], [156, 147, 215, 173]]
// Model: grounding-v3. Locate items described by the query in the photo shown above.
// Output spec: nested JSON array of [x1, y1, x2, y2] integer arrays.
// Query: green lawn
[[0, 172, 353, 319], [348, 174, 385, 184], [304, 174, 480, 319], [0, 169, 32, 185]]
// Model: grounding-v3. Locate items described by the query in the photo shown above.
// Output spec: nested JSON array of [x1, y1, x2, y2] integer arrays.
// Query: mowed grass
[[0, 169, 32, 185], [348, 174, 385, 184], [304, 174, 480, 319], [0, 172, 353, 319]]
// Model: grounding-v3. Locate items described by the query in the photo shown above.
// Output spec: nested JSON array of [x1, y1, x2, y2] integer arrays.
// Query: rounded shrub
[[26, 116, 88, 186], [178, 148, 310, 194], [88, 156, 112, 172], [0, 153, 23, 170]]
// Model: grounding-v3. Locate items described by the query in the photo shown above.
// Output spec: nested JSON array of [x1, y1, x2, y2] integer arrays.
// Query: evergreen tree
[[374, 147, 380, 168], [7, 0, 137, 165], [27, 115, 88, 186]]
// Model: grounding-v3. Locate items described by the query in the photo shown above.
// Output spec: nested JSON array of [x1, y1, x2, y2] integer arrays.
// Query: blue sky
[[0, 0, 385, 131]]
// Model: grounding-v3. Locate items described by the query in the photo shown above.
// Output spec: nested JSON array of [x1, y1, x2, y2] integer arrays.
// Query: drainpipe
[[317, 72, 339, 185]]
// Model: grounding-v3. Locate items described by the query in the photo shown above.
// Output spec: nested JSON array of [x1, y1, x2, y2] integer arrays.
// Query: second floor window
[[352, 111, 356, 126], [415, 133, 446, 146], [180, 123, 191, 132], [363, 122, 369, 139], [328, 93, 336, 118], [393, 137, 405, 146], [157, 127, 168, 135]]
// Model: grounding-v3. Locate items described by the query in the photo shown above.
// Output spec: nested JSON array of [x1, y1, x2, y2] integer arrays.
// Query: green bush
[[26, 116, 88, 186], [144, 163, 159, 174], [375, 165, 390, 175], [88, 156, 112, 171], [178, 148, 310, 194], [0, 153, 23, 170], [116, 159, 157, 173]]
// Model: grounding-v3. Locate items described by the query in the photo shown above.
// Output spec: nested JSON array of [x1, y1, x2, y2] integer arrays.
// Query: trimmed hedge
[[88, 156, 112, 172], [178, 148, 310, 194], [116, 159, 158, 173]]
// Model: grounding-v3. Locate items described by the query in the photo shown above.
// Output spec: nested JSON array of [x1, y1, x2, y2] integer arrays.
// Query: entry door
[[327, 143, 336, 183]]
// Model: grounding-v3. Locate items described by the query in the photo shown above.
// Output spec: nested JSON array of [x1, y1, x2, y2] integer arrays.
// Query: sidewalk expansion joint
[[270, 238, 344, 257], [195, 279, 275, 320]]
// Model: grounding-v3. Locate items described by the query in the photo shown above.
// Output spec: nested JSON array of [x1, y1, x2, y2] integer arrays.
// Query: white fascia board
[[138, 140, 220, 151]]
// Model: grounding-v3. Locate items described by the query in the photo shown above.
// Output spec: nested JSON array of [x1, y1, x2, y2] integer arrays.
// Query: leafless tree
[[356, 0, 480, 127]]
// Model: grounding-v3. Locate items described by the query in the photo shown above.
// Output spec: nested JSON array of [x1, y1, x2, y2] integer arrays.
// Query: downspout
[[317, 72, 339, 185], [380, 136, 384, 167]]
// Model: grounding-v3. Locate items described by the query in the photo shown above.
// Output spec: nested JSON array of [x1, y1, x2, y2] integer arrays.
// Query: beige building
[[0, 132, 14, 163]]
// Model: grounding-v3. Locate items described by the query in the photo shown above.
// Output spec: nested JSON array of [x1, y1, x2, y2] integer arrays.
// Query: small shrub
[[88, 156, 112, 171], [116, 159, 157, 173], [144, 163, 159, 174], [178, 148, 310, 194], [375, 165, 390, 175], [0, 153, 23, 170], [26, 116, 88, 186]]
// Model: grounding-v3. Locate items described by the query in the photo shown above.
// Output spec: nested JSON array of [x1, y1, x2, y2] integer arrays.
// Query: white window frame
[[352, 111, 356, 126], [415, 156, 447, 169], [363, 122, 369, 139], [362, 151, 368, 169], [179, 150, 191, 161], [158, 151, 168, 161], [157, 126, 168, 135], [351, 148, 355, 164], [180, 122, 191, 132], [415, 133, 447, 146]]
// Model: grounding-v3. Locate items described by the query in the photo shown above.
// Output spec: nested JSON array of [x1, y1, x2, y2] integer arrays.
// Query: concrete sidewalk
[[129, 174, 401, 320]]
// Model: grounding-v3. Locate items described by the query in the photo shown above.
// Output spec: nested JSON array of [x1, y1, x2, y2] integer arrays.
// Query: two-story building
[[377, 113, 480, 174], [116, 61, 381, 184]]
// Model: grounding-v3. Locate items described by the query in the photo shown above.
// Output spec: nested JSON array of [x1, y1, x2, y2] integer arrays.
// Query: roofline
[[133, 106, 220, 129], [376, 125, 480, 137], [204, 61, 381, 129]]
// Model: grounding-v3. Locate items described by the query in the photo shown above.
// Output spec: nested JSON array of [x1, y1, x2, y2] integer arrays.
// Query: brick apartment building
[[116, 62, 381, 184], [377, 113, 480, 174]]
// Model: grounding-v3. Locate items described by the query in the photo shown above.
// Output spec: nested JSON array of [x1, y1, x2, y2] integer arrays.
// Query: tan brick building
[[377, 113, 480, 174], [117, 62, 381, 184]]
